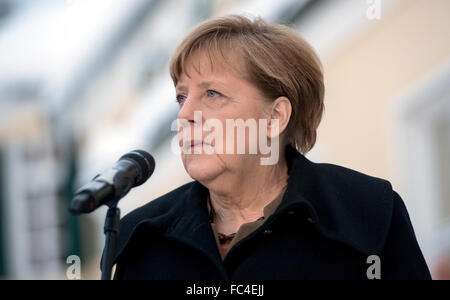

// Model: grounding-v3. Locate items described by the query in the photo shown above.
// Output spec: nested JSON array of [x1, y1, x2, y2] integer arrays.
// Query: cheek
[[181, 152, 227, 182]]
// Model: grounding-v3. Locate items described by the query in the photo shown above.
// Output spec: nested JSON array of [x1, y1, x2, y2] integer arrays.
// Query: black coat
[[112, 146, 432, 280]]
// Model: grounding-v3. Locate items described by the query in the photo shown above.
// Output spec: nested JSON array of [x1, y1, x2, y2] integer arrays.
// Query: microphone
[[70, 150, 155, 214]]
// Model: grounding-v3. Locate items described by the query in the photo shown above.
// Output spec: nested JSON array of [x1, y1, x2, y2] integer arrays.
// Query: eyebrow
[[198, 81, 216, 89], [176, 85, 188, 93], [176, 81, 227, 92]]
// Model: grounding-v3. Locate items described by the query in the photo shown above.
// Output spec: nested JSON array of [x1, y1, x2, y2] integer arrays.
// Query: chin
[[183, 154, 224, 182]]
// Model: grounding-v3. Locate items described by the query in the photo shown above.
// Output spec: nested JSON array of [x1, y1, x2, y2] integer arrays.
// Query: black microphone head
[[69, 192, 95, 214], [120, 150, 155, 186]]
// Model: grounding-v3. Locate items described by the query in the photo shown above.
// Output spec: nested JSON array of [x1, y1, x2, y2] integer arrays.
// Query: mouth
[[185, 140, 211, 152], [189, 140, 203, 147]]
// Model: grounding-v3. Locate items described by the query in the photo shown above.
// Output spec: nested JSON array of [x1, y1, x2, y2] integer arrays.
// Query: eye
[[176, 94, 187, 105], [206, 90, 221, 98]]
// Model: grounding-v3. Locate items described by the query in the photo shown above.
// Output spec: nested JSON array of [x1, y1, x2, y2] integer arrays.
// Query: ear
[[267, 96, 292, 138]]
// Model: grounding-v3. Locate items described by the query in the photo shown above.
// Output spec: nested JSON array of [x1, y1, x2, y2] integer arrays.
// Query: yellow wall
[[319, 0, 450, 188]]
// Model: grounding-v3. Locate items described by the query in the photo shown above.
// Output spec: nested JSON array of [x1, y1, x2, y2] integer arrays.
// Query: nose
[[177, 95, 204, 150], [177, 95, 202, 125]]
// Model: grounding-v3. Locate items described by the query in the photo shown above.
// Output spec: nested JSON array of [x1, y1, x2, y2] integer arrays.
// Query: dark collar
[[114, 146, 394, 264]]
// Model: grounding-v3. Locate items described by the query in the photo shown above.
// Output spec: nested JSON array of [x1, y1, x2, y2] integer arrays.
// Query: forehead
[[178, 48, 247, 84]]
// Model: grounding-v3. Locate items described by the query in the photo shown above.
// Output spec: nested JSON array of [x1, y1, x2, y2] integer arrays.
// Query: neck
[[206, 154, 289, 234]]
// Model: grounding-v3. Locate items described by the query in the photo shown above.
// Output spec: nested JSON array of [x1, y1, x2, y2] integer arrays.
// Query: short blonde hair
[[170, 15, 324, 154]]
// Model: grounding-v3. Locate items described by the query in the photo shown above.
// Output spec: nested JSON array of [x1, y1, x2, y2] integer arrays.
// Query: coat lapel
[[167, 181, 225, 266], [114, 180, 226, 275]]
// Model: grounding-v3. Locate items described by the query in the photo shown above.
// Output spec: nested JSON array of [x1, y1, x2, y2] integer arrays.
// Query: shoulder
[[293, 155, 395, 255], [301, 158, 394, 217], [286, 146, 393, 207], [311, 161, 392, 194]]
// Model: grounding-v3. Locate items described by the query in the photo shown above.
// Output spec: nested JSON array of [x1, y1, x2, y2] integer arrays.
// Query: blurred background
[[0, 0, 449, 280]]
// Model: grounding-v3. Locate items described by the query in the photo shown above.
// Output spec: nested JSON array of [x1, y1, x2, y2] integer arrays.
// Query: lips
[[189, 140, 204, 147], [184, 140, 212, 153]]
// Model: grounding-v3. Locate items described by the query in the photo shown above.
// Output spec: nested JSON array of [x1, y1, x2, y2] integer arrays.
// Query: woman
[[112, 15, 431, 280]]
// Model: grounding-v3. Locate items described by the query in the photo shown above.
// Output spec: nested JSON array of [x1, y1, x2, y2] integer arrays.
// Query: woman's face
[[175, 50, 272, 184]]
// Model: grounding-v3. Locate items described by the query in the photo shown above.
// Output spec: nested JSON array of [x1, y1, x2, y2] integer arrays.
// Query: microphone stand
[[101, 200, 121, 280]]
